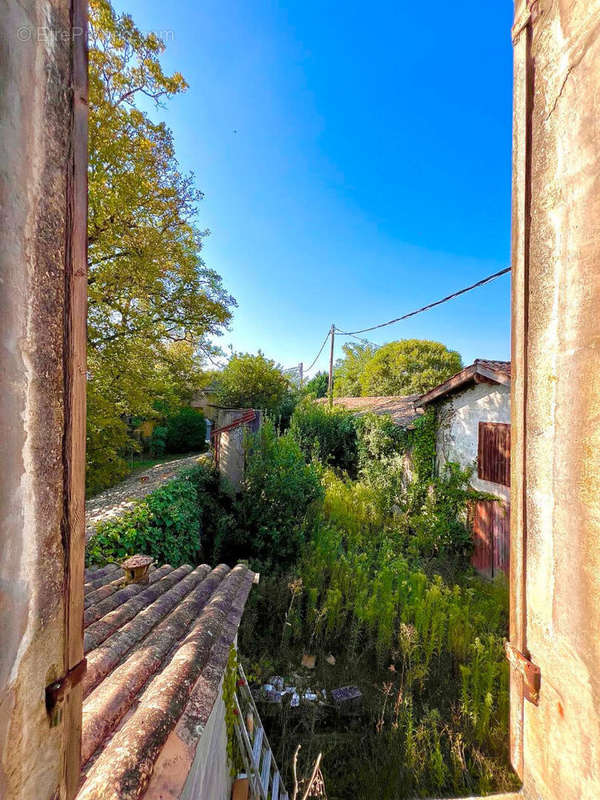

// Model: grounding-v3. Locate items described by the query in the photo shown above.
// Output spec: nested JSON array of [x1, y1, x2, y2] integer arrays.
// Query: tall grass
[[240, 469, 517, 798]]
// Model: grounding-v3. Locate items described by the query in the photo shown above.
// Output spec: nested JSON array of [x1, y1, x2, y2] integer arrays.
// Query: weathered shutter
[[63, 1, 89, 796], [0, 3, 88, 799], [478, 422, 511, 486]]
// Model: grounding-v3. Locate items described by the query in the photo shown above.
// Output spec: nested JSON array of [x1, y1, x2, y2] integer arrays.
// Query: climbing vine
[[223, 645, 244, 777], [410, 406, 438, 485]]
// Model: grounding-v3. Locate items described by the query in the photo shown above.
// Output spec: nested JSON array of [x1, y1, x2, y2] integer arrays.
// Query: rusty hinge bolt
[[505, 642, 541, 705], [45, 658, 87, 727]]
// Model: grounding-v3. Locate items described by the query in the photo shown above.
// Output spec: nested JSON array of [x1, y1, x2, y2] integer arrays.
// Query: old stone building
[[420, 360, 511, 577]]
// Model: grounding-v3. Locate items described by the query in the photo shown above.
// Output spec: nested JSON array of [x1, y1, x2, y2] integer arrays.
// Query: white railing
[[233, 662, 289, 800]]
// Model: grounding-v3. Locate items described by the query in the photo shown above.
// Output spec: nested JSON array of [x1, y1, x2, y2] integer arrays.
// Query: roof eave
[[419, 365, 509, 406]]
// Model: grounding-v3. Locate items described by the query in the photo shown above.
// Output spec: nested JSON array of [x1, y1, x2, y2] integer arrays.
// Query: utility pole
[[299, 362, 303, 388], [328, 324, 335, 407]]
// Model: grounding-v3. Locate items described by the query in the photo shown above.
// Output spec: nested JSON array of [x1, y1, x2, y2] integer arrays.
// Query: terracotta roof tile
[[317, 394, 423, 426], [474, 359, 511, 378], [77, 560, 256, 800]]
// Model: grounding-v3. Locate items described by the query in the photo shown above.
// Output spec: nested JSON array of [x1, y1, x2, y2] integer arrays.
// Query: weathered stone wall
[[436, 382, 511, 502], [214, 409, 261, 489], [0, 3, 86, 799], [511, 0, 600, 797]]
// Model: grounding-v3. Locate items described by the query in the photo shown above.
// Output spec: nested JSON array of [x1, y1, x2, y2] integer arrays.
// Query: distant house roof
[[419, 360, 511, 406], [318, 394, 423, 427], [78, 560, 256, 800]]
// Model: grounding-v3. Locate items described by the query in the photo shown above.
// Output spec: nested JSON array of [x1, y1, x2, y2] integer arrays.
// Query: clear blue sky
[[115, 0, 513, 375]]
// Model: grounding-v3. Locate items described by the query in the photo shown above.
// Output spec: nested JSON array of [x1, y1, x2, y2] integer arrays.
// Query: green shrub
[[165, 407, 208, 453], [410, 407, 437, 487], [270, 388, 299, 432], [289, 399, 358, 475], [302, 371, 328, 398], [355, 412, 409, 469], [85, 393, 132, 496], [407, 462, 475, 570], [214, 421, 323, 569], [86, 466, 204, 566], [150, 425, 168, 456]]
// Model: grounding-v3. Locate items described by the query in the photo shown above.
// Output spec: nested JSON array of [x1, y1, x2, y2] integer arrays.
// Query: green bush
[[150, 425, 168, 456], [86, 388, 132, 496], [355, 412, 409, 469], [87, 467, 204, 566], [214, 421, 323, 569], [289, 399, 358, 475], [302, 371, 328, 398], [165, 407, 208, 453], [407, 461, 475, 570], [270, 388, 300, 433]]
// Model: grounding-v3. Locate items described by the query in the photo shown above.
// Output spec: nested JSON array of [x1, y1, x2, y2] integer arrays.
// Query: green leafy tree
[[303, 371, 329, 398], [150, 341, 207, 418], [165, 407, 208, 453], [86, 0, 235, 492], [216, 352, 289, 412], [333, 342, 378, 396], [360, 339, 462, 395]]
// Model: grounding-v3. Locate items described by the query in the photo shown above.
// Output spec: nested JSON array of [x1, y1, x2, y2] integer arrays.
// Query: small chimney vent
[[121, 554, 153, 584]]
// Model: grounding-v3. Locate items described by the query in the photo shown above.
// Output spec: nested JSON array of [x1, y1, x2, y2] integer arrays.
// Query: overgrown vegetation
[[236, 406, 516, 798], [303, 371, 329, 398], [87, 467, 203, 566], [86, 373, 513, 798], [204, 422, 323, 569], [289, 400, 358, 476]]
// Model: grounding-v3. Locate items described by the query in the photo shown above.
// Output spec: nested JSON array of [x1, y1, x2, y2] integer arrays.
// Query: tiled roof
[[474, 359, 511, 378], [317, 394, 423, 427], [419, 360, 511, 406], [77, 560, 256, 800]]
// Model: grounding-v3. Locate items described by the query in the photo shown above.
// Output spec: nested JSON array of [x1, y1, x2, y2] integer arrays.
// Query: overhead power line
[[304, 329, 331, 374], [335, 266, 511, 336], [346, 332, 381, 349]]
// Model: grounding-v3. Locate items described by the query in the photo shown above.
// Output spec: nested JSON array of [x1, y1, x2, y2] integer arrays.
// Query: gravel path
[[86, 454, 207, 541]]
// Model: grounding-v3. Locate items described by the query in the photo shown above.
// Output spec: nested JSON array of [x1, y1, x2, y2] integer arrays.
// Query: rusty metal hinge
[[505, 642, 541, 705], [45, 658, 87, 726]]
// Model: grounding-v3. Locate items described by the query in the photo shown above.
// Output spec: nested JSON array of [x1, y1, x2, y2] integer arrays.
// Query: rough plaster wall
[[220, 426, 245, 489], [436, 383, 510, 502], [0, 2, 73, 798], [181, 674, 232, 800], [215, 409, 260, 490], [514, 0, 600, 797]]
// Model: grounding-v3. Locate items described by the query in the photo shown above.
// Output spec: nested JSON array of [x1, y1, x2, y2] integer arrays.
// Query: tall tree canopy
[[333, 342, 379, 397], [87, 0, 235, 493], [359, 339, 462, 395], [216, 353, 289, 412]]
